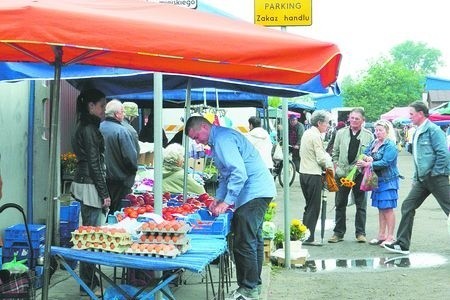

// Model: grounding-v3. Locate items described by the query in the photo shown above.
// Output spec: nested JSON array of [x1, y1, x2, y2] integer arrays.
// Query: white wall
[[0, 81, 51, 237]]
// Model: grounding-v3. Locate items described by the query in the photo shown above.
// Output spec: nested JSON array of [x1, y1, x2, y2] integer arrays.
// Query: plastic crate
[[186, 209, 232, 236], [2, 242, 45, 268], [59, 220, 79, 240], [60, 201, 80, 224], [4, 224, 46, 248], [34, 266, 44, 289]]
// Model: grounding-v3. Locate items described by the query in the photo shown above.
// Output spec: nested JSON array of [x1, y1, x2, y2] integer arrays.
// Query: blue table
[[51, 234, 228, 299]]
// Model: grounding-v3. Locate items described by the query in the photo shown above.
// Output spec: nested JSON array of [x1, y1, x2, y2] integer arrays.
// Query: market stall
[[0, 1, 341, 297]]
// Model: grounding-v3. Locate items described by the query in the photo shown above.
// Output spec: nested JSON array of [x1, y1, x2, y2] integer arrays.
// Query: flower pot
[[283, 240, 303, 254]]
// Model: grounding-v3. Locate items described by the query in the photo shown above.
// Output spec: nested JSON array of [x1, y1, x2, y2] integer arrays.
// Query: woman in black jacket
[[71, 88, 111, 296]]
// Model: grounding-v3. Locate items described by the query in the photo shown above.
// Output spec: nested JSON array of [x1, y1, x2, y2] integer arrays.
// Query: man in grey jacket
[[100, 99, 138, 214], [385, 101, 450, 254], [328, 108, 374, 244]]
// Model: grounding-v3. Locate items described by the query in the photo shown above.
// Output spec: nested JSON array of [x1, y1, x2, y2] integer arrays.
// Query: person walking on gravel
[[384, 101, 450, 255]]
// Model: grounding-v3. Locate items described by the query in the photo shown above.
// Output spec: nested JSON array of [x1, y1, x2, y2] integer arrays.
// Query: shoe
[[303, 240, 323, 246], [368, 238, 385, 245], [328, 235, 343, 243], [225, 288, 259, 300], [383, 242, 410, 254], [356, 235, 367, 243], [379, 239, 395, 247]]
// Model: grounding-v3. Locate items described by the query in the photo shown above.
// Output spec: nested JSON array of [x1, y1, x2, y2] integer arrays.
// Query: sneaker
[[225, 289, 259, 300], [356, 235, 367, 243], [383, 242, 410, 254], [328, 235, 343, 243]]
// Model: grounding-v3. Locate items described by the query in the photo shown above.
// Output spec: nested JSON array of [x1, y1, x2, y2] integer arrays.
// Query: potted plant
[[262, 202, 277, 239], [282, 219, 310, 253], [61, 152, 77, 179], [273, 230, 284, 249]]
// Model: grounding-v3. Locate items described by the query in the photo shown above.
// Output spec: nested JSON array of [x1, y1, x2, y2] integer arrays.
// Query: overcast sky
[[204, 0, 450, 81]]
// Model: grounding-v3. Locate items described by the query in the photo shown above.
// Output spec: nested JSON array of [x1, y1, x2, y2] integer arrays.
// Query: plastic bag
[[360, 166, 378, 191], [324, 169, 339, 192], [272, 143, 283, 160]]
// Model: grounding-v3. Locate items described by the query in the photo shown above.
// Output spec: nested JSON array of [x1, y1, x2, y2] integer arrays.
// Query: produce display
[[116, 192, 216, 221], [71, 226, 133, 253], [67, 192, 229, 259]]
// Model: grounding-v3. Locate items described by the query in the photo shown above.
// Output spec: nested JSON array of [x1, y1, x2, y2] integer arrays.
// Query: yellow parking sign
[[254, 0, 312, 27]]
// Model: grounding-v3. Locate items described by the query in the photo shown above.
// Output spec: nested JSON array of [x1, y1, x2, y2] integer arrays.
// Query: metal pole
[[42, 45, 63, 300], [153, 72, 163, 300], [280, 26, 290, 266]]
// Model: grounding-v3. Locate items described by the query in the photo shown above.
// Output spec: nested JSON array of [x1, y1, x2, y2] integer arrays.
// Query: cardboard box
[[264, 239, 273, 264], [138, 152, 154, 166], [270, 248, 309, 267], [188, 158, 205, 172]]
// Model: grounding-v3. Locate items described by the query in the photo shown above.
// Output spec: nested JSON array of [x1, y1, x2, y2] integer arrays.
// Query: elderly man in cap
[[123, 101, 140, 154], [288, 114, 305, 172]]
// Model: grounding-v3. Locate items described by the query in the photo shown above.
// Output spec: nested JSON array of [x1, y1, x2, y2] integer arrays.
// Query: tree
[[390, 41, 443, 74], [342, 41, 441, 121]]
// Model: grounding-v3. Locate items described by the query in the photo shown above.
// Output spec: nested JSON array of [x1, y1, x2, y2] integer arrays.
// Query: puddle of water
[[296, 253, 448, 272]]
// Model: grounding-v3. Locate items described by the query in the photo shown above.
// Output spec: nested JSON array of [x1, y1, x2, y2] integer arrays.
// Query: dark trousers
[[232, 197, 272, 291], [397, 175, 450, 249], [290, 148, 300, 172], [333, 173, 367, 238], [79, 205, 102, 290], [300, 173, 323, 241], [107, 179, 132, 213]]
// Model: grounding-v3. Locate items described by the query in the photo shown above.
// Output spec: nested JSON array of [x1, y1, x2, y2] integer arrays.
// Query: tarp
[[0, 0, 341, 87], [109, 88, 267, 108], [380, 107, 410, 121], [0, 62, 332, 97]]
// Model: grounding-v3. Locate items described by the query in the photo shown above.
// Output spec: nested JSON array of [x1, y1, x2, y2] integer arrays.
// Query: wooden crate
[[264, 239, 273, 264]]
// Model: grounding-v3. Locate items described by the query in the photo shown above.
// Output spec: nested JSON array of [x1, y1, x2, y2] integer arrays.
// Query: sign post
[[254, 0, 312, 26]]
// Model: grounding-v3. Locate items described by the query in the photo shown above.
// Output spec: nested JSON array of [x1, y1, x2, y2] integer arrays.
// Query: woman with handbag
[[357, 120, 400, 246]]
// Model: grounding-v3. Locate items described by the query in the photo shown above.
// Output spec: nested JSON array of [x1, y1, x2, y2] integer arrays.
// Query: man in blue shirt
[[185, 116, 276, 300]]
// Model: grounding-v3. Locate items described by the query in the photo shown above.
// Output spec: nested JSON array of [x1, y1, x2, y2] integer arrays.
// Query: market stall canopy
[[108, 88, 267, 108], [380, 107, 410, 121], [0, 62, 332, 97], [0, 0, 341, 87], [429, 112, 450, 126]]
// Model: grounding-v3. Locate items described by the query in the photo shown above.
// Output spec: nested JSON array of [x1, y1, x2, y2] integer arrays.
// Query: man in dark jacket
[[100, 99, 138, 214], [288, 114, 305, 172]]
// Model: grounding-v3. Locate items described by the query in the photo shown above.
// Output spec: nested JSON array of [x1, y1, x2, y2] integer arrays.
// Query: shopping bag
[[360, 166, 378, 191], [324, 169, 339, 192], [272, 143, 283, 160]]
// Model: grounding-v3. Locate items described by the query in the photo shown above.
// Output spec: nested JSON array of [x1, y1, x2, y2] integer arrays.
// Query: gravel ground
[[267, 151, 450, 300]]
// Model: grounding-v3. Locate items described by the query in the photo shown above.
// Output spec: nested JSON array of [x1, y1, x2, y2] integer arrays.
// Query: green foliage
[[273, 230, 284, 249], [390, 41, 443, 74], [268, 96, 282, 108], [341, 40, 442, 121]]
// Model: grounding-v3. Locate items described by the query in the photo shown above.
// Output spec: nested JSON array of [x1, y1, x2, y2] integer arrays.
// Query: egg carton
[[137, 221, 191, 235], [71, 232, 132, 246], [125, 244, 180, 258], [138, 233, 189, 245], [85, 245, 130, 254], [72, 239, 131, 251]]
